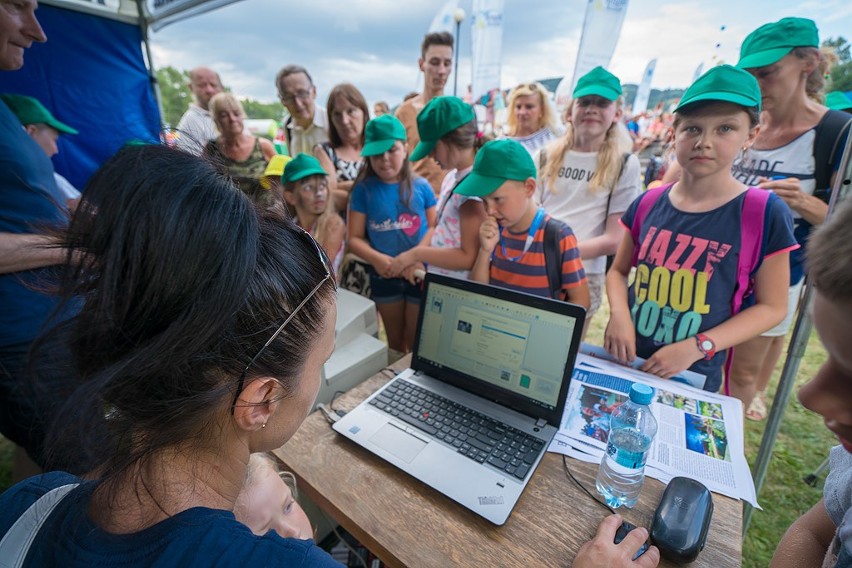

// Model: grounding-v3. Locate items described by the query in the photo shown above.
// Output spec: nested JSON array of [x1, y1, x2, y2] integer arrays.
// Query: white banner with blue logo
[[570, 0, 630, 92], [470, 0, 505, 103]]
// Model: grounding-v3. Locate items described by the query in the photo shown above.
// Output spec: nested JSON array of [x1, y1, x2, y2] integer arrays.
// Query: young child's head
[[410, 96, 479, 171], [570, 66, 624, 142], [672, 65, 761, 177], [281, 153, 331, 219], [455, 139, 536, 230], [544, 67, 629, 194], [359, 114, 413, 204], [800, 198, 852, 453], [234, 453, 313, 539]]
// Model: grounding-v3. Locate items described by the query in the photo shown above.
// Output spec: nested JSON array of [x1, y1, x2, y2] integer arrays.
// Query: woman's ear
[[232, 377, 281, 432]]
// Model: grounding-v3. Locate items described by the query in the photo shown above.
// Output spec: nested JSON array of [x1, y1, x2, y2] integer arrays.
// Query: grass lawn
[[0, 295, 835, 567]]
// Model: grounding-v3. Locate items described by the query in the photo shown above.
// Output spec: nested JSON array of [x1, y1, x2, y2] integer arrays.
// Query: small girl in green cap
[[605, 65, 797, 395], [347, 115, 437, 354]]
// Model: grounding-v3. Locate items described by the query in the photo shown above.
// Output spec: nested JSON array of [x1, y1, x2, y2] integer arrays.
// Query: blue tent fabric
[[0, 4, 160, 190]]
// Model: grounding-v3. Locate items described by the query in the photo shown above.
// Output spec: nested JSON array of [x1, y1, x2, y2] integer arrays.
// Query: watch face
[[701, 339, 713, 351]]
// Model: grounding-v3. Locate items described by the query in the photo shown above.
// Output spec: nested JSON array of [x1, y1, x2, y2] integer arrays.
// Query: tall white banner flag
[[632, 58, 657, 115], [555, 0, 629, 111], [470, 0, 505, 103], [571, 0, 630, 90], [429, 0, 460, 33]]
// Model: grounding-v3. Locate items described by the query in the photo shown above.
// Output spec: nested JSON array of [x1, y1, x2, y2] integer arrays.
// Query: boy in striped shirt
[[461, 139, 590, 309]]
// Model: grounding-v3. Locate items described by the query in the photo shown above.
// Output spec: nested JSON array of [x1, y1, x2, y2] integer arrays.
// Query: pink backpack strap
[[732, 188, 770, 314], [723, 188, 770, 395], [630, 183, 674, 265]]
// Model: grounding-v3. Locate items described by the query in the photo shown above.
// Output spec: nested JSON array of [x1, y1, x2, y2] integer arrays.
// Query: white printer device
[[314, 289, 387, 409]]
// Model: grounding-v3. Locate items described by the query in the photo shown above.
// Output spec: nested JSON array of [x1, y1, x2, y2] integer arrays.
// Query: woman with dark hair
[[313, 83, 368, 214], [0, 145, 340, 566]]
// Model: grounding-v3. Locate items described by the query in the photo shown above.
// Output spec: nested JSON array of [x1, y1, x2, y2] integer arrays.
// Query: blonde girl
[[538, 67, 641, 330], [348, 115, 437, 354]]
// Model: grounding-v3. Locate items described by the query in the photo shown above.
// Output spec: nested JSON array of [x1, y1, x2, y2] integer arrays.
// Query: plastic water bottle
[[596, 383, 658, 508]]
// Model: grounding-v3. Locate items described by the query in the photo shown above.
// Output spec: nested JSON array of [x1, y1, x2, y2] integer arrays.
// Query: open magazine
[[549, 346, 758, 507]]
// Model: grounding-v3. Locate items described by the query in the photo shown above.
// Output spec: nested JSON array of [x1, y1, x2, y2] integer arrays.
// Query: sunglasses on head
[[230, 227, 334, 415]]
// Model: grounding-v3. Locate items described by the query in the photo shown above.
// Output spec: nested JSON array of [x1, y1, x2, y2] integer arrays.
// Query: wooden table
[[274, 356, 742, 568]]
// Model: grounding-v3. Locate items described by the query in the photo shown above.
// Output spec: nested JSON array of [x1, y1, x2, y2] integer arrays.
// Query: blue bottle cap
[[629, 383, 655, 406]]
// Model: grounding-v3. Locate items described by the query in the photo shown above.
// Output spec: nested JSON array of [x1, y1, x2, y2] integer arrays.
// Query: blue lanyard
[[499, 208, 546, 262]]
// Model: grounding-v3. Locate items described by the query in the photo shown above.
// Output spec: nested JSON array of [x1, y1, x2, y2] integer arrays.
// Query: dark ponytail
[[38, 145, 335, 488]]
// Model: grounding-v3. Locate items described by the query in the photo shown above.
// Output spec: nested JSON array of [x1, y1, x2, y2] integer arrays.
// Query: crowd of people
[[2, 1, 852, 565]]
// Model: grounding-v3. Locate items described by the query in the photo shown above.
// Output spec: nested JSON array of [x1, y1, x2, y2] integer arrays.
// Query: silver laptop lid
[[412, 274, 586, 427]]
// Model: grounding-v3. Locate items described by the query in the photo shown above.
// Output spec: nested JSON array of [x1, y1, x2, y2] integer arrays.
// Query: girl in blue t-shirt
[[604, 65, 798, 393], [348, 115, 437, 354]]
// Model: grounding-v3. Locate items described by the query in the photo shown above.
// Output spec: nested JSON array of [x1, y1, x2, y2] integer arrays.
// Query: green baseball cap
[[675, 65, 761, 112], [737, 17, 819, 69], [573, 66, 623, 101], [410, 96, 476, 161], [825, 91, 852, 112], [455, 139, 536, 198], [362, 114, 406, 157], [0, 93, 78, 134], [281, 153, 327, 184]]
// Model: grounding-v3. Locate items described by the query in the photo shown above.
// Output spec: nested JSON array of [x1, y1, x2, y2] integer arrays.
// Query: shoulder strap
[[723, 188, 771, 395], [630, 183, 672, 265], [0, 483, 79, 568], [283, 115, 294, 156], [733, 188, 771, 315], [813, 109, 852, 201], [605, 153, 631, 217], [543, 218, 563, 300]]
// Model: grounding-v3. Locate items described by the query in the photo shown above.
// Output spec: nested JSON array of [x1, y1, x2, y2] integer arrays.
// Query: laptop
[[333, 273, 585, 525]]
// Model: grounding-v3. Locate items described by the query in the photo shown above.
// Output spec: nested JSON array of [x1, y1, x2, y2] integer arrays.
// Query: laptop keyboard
[[368, 379, 546, 480]]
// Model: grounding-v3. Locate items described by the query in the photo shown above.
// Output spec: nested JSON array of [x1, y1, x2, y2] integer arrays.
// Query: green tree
[[156, 66, 192, 128], [824, 37, 852, 93], [242, 98, 284, 121]]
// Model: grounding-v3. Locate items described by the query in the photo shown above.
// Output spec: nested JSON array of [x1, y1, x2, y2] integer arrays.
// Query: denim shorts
[[368, 268, 422, 304]]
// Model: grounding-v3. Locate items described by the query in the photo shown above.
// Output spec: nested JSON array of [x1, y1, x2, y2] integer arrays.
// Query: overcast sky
[[149, 0, 852, 109]]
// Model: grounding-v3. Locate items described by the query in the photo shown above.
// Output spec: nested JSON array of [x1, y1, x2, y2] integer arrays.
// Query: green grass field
[[0, 297, 835, 566]]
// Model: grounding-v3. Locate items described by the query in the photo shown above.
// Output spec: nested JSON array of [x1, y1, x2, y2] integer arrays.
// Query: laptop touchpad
[[369, 423, 427, 463]]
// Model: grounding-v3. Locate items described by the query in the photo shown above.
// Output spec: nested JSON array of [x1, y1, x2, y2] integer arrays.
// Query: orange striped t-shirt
[[489, 214, 586, 299]]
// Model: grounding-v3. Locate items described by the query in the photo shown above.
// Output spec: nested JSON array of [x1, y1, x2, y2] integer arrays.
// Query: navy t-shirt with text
[[622, 189, 797, 392]]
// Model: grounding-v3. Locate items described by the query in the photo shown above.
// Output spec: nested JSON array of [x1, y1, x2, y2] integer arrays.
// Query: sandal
[[746, 392, 768, 421]]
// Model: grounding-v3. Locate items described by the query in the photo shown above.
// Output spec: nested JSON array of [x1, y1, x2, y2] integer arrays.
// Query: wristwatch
[[695, 333, 716, 360]]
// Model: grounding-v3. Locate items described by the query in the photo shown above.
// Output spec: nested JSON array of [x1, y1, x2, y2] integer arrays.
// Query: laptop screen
[[413, 275, 584, 423]]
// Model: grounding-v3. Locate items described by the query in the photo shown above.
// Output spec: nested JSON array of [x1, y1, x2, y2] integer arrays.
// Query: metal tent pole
[[137, 0, 166, 130]]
